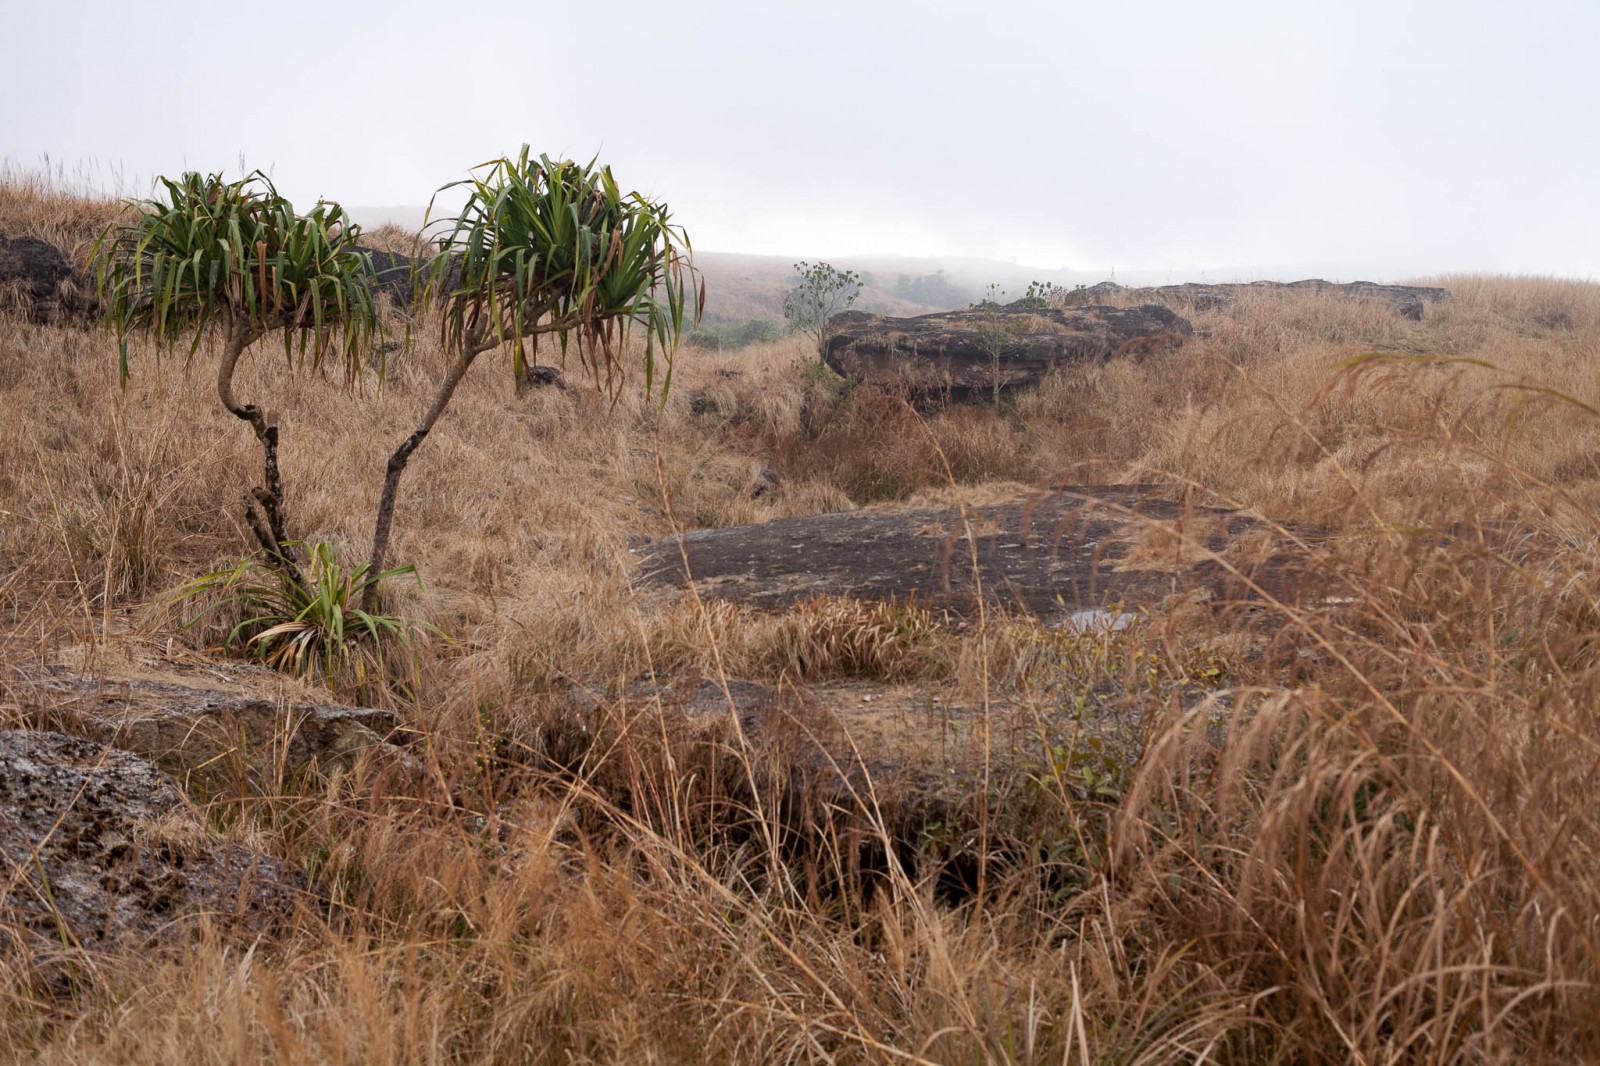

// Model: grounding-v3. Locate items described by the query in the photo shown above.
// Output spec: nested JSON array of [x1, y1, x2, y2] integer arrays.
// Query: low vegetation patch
[[175, 541, 434, 697]]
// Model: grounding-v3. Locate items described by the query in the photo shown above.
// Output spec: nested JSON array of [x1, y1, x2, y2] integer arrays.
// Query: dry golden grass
[[7, 177, 1600, 1061], [0, 165, 127, 268]]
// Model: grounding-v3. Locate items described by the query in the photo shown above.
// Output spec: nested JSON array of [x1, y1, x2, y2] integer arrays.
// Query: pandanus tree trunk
[[362, 343, 484, 609], [215, 317, 305, 589], [361, 305, 562, 612]]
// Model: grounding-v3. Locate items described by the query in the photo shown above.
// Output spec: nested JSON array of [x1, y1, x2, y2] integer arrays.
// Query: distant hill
[[683, 252, 1113, 324], [346, 205, 1401, 324], [346, 207, 1118, 324]]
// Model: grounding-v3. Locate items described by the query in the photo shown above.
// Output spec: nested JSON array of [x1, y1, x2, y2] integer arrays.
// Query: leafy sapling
[[783, 260, 861, 361]]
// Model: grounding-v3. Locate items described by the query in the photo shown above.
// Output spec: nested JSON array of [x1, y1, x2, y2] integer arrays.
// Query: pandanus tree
[[360, 148, 700, 608], [94, 172, 378, 587]]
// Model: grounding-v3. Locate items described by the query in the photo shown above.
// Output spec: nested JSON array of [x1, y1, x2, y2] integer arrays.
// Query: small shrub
[[92, 169, 379, 577], [177, 541, 436, 694], [782, 260, 861, 359]]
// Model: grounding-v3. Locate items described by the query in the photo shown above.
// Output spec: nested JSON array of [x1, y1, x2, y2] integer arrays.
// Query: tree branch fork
[[211, 291, 589, 613]]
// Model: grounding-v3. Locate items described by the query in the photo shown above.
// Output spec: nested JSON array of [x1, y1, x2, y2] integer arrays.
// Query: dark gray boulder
[[0, 235, 95, 323], [823, 303, 1192, 401], [520, 363, 566, 390], [355, 246, 463, 310], [358, 246, 418, 306]]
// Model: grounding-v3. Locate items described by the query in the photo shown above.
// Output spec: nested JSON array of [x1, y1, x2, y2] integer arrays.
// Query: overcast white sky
[[3, 0, 1597, 279]]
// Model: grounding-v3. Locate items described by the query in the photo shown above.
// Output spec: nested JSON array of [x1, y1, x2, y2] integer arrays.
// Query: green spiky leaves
[[179, 541, 434, 692], [425, 147, 702, 399], [93, 171, 379, 378]]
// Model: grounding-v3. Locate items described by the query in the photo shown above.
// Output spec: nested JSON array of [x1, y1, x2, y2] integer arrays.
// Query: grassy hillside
[[6, 176, 1600, 1061]]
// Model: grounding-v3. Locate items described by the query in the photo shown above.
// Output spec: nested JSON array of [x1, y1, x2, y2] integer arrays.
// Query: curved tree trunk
[[361, 303, 561, 612], [217, 319, 305, 589], [361, 343, 484, 611]]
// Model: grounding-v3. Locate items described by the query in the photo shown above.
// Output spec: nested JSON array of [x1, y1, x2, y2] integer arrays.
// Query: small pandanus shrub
[[179, 541, 435, 697], [428, 150, 698, 392]]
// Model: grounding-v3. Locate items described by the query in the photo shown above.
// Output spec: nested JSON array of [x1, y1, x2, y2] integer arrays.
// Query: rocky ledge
[[823, 303, 1193, 402], [10, 665, 408, 788], [0, 730, 302, 959], [1073, 279, 1449, 320]]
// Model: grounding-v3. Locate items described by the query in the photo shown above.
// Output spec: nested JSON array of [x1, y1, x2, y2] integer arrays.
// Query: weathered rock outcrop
[[13, 666, 404, 785], [0, 730, 301, 954], [359, 246, 418, 306], [638, 485, 1309, 620], [823, 303, 1192, 401], [354, 246, 463, 309], [1075, 279, 1449, 320], [0, 235, 95, 323]]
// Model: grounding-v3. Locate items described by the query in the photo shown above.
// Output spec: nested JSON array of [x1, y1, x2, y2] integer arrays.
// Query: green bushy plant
[[782, 260, 861, 360], [179, 541, 434, 693]]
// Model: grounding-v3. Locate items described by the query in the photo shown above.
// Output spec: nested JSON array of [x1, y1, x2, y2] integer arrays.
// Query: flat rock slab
[[11, 665, 403, 786], [577, 672, 1183, 888], [638, 485, 1307, 620], [607, 673, 1141, 776], [0, 730, 301, 958]]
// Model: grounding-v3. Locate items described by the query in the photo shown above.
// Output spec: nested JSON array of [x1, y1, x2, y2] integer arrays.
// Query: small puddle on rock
[[1054, 608, 1136, 633]]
